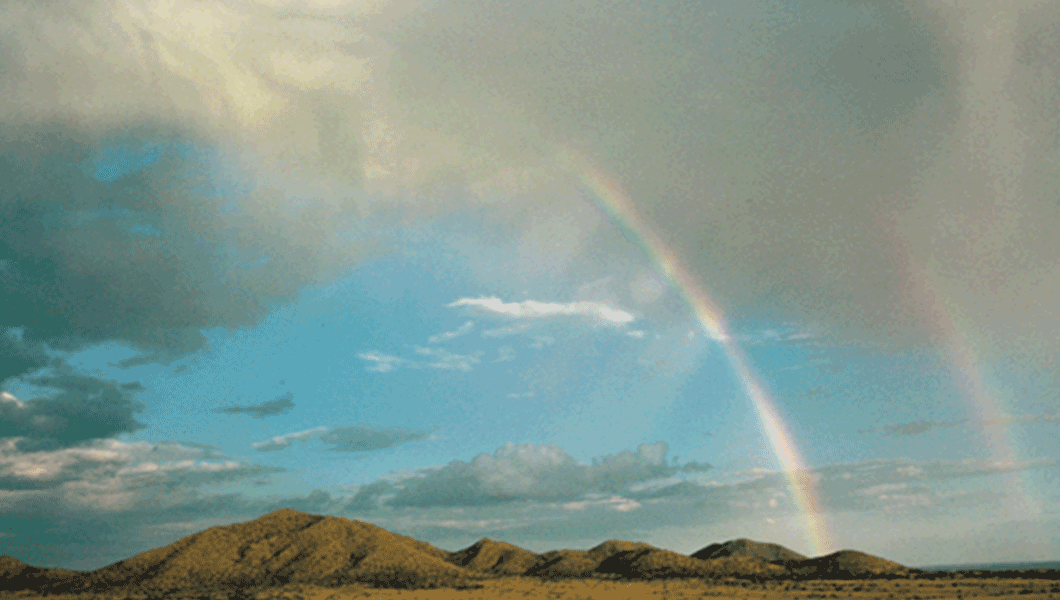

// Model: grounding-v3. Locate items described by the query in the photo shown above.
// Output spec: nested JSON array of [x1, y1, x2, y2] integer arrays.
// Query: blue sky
[[3, 0, 1060, 572]]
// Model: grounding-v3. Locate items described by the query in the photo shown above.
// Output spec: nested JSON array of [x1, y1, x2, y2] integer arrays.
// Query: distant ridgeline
[[2, 509, 1058, 595], [923, 561, 1060, 576]]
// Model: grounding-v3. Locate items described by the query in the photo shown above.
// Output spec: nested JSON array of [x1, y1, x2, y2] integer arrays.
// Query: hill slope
[[691, 538, 808, 562], [64, 509, 484, 591], [597, 548, 790, 580], [0, 556, 81, 589], [447, 538, 541, 576], [787, 550, 919, 579], [2, 509, 924, 593]]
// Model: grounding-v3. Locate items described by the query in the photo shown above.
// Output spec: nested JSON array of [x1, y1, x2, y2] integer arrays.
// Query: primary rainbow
[[557, 146, 837, 556]]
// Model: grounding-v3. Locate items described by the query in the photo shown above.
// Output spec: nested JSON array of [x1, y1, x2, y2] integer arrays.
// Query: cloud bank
[[0, 374, 145, 451], [387, 441, 694, 508], [3, 0, 1056, 383]]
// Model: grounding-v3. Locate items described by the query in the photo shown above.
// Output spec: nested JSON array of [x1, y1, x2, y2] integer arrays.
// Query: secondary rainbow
[[558, 146, 837, 556], [898, 250, 1042, 520]]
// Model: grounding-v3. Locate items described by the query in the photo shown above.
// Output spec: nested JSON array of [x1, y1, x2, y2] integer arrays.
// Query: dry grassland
[[5, 576, 1060, 600]]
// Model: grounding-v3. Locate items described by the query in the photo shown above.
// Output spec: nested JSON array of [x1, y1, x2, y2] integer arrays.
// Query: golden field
[[4, 575, 1060, 600]]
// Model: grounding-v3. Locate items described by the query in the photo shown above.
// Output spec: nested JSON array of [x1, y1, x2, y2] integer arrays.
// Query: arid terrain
[[3, 510, 1057, 599]]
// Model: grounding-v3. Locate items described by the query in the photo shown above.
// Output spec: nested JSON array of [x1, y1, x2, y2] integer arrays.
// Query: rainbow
[[899, 251, 1042, 520], [557, 146, 837, 556]]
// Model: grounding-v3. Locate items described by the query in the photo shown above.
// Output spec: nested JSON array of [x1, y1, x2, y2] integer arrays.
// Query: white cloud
[[252, 427, 327, 452], [0, 391, 23, 408], [858, 483, 910, 497], [506, 391, 535, 399], [494, 345, 516, 362], [558, 495, 642, 513], [529, 335, 555, 350], [428, 320, 475, 343], [357, 352, 406, 373], [413, 346, 483, 372], [626, 330, 646, 339], [0, 438, 279, 510], [448, 297, 635, 326], [481, 323, 532, 338]]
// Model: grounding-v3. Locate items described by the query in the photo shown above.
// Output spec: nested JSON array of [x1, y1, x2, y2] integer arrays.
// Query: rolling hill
[[785, 550, 918, 579], [446, 537, 541, 576], [0, 556, 81, 589], [0, 508, 925, 594], [692, 538, 809, 562], [60, 509, 486, 592]]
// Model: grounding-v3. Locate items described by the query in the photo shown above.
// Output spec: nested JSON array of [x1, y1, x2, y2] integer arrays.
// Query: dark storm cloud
[[0, 330, 56, 384], [0, 374, 145, 450], [216, 392, 295, 418], [0, 123, 373, 382]]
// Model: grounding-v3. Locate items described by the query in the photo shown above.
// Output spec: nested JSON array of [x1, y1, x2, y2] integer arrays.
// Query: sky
[[2, 0, 1060, 571]]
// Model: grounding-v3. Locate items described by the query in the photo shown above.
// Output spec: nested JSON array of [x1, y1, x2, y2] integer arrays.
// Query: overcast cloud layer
[[2, 0, 1058, 370]]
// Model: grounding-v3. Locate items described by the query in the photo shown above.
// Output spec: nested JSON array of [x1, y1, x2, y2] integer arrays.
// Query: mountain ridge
[[2, 509, 922, 593]]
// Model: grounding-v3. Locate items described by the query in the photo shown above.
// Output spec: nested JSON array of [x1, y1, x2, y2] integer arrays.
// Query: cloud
[[252, 424, 434, 453], [733, 325, 824, 346], [481, 323, 532, 338], [0, 373, 146, 450], [557, 495, 641, 513], [386, 441, 702, 508], [413, 346, 482, 372], [626, 330, 646, 339], [0, 329, 56, 383], [529, 336, 555, 350], [0, 438, 280, 504], [871, 411, 1060, 436], [0, 391, 24, 409], [320, 425, 434, 452], [344, 480, 395, 512], [357, 352, 406, 373], [679, 460, 714, 473], [252, 427, 327, 452], [494, 345, 516, 362], [448, 297, 635, 326], [216, 392, 295, 418], [0, 0, 1057, 389], [877, 420, 967, 436], [428, 321, 475, 343]]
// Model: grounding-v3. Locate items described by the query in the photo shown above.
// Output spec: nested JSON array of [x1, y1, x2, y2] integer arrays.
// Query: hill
[[460, 538, 789, 582], [1, 509, 928, 594], [58, 509, 485, 592], [786, 550, 919, 579], [691, 538, 808, 562], [447, 538, 541, 576], [597, 548, 789, 581], [0, 556, 80, 589]]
